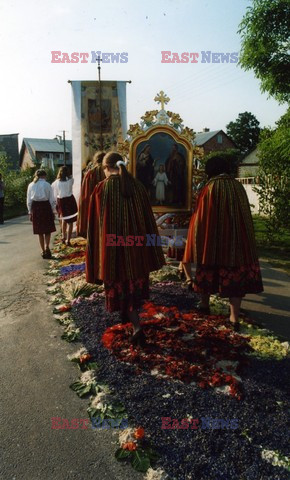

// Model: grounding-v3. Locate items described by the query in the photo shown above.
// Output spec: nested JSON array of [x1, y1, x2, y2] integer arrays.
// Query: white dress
[[51, 177, 74, 200], [153, 172, 169, 202]]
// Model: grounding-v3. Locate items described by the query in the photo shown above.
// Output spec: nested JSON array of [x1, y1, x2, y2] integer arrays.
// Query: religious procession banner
[[71, 80, 127, 199]]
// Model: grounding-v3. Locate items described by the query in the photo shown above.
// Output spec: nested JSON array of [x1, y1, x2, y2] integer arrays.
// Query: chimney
[[203, 128, 210, 132], [55, 135, 62, 144]]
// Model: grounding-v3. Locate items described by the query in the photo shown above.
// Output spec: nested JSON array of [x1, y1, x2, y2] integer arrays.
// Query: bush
[[0, 154, 56, 215], [203, 149, 242, 176], [254, 109, 290, 242]]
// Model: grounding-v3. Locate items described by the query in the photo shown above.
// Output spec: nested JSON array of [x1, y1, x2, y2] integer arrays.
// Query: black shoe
[[45, 248, 52, 259], [121, 313, 130, 324], [179, 270, 185, 281], [194, 303, 210, 315], [184, 279, 193, 292], [131, 329, 146, 348], [231, 322, 240, 332]]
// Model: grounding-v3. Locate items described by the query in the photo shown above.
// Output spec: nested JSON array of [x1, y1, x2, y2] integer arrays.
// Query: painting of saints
[[165, 143, 186, 205], [136, 144, 155, 198]]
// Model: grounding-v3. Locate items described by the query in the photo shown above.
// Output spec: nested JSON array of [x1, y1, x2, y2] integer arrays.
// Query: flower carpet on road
[[46, 237, 290, 480], [102, 303, 250, 400]]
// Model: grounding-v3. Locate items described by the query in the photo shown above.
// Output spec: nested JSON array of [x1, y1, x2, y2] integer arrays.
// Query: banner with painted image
[[71, 80, 127, 198]]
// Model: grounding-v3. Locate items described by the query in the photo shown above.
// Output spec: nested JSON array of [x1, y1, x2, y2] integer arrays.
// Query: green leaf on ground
[[115, 448, 132, 461], [143, 446, 159, 462], [131, 449, 151, 472], [61, 328, 80, 342], [70, 381, 93, 397]]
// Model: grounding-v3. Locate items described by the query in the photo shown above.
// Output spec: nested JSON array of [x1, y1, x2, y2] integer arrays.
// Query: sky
[[0, 0, 287, 148]]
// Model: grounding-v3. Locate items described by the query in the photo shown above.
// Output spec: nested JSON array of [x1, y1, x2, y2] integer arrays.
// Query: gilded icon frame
[[128, 125, 193, 213]]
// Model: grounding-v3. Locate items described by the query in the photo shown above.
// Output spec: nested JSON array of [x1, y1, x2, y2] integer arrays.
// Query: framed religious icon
[[129, 126, 193, 212]]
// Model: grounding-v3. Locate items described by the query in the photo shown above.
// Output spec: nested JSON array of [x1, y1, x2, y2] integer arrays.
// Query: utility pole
[[58, 130, 69, 167]]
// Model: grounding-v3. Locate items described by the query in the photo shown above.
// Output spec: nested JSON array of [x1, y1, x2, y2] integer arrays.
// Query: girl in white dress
[[52, 167, 78, 246], [27, 169, 56, 258], [153, 165, 169, 205]]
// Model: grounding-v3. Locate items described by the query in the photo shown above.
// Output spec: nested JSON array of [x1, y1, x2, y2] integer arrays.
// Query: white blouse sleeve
[[48, 184, 56, 211], [51, 180, 58, 202], [27, 183, 32, 214]]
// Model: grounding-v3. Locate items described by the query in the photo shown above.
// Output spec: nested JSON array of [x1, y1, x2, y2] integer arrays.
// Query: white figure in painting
[[153, 164, 169, 205]]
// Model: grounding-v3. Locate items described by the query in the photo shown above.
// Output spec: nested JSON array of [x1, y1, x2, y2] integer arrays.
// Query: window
[[41, 158, 49, 168], [49, 153, 54, 160], [217, 134, 223, 144]]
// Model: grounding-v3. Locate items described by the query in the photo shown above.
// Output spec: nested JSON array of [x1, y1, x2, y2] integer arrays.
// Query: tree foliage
[[0, 155, 56, 212], [255, 108, 290, 241], [226, 112, 260, 156], [238, 0, 290, 103], [203, 149, 242, 176]]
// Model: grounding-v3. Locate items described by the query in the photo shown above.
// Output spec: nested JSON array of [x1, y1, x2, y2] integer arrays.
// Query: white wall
[[237, 178, 260, 214], [243, 184, 259, 214]]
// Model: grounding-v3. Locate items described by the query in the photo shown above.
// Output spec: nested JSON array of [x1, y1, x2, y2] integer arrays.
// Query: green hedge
[[0, 154, 56, 219]]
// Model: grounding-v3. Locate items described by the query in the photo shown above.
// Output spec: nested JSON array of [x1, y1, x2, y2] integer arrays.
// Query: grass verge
[[253, 215, 290, 275]]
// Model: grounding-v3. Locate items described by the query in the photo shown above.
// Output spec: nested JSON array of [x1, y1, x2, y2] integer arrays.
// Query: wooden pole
[[97, 56, 103, 151]]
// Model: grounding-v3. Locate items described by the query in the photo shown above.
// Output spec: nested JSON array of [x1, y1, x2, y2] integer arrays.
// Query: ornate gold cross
[[154, 90, 170, 110]]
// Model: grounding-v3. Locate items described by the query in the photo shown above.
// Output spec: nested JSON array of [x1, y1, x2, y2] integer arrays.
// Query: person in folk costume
[[178, 176, 207, 282], [86, 152, 165, 347], [77, 151, 106, 238], [182, 154, 263, 330], [52, 166, 78, 246], [27, 169, 56, 259], [82, 157, 94, 175]]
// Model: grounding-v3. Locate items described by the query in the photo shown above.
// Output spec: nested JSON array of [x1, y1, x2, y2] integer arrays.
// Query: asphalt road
[[242, 261, 290, 341], [0, 217, 141, 480], [0, 216, 289, 480]]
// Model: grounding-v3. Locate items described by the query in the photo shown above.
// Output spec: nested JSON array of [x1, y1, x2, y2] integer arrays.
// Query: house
[[238, 148, 259, 179], [19, 137, 72, 170], [236, 148, 260, 214], [194, 128, 237, 156], [0, 133, 19, 170]]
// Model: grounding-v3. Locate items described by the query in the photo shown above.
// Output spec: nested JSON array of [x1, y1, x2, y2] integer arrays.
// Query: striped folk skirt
[[193, 262, 263, 298], [104, 276, 150, 313], [57, 195, 78, 224], [31, 200, 56, 235]]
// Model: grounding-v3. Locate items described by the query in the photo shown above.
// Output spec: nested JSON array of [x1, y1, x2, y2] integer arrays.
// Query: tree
[[226, 112, 260, 156], [238, 0, 290, 104], [203, 149, 242, 177], [255, 108, 290, 241]]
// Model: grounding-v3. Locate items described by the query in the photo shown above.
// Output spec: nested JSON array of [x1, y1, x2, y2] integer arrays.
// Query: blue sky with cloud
[[0, 0, 287, 144]]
